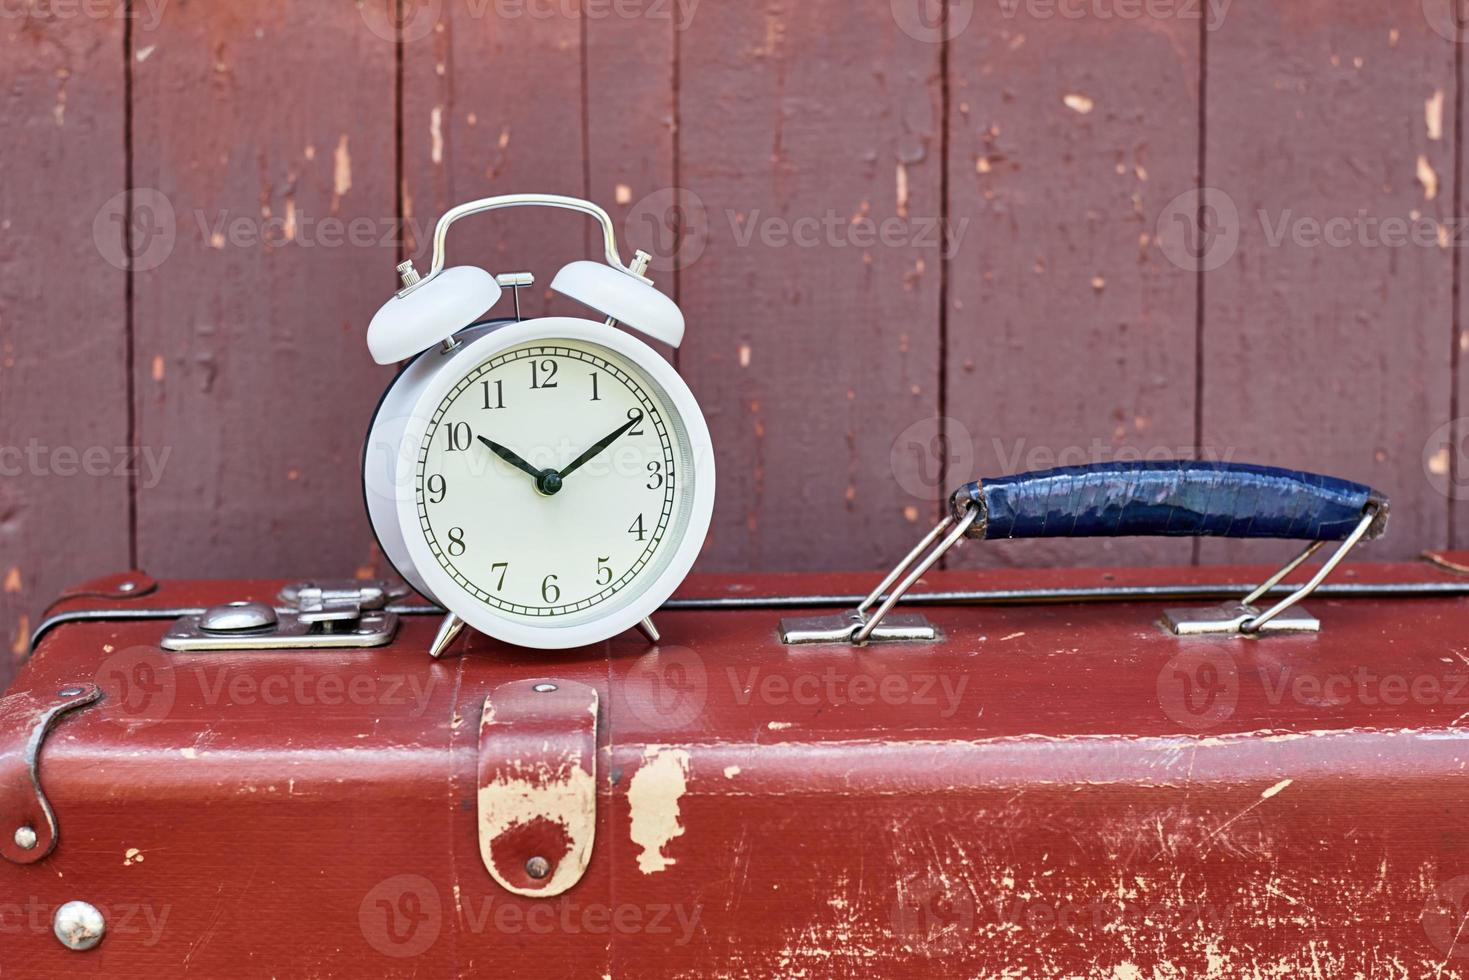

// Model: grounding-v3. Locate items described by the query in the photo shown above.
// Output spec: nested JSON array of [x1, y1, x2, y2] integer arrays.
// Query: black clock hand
[[560, 411, 644, 481], [476, 436, 543, 482]]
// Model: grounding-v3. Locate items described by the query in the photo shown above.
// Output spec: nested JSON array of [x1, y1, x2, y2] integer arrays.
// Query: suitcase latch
[[160, 580, 406, 651]]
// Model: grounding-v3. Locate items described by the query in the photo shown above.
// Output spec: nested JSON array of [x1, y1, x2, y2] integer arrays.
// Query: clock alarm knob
[[551, 255, 686, 348], [366, 263, 503, 365]]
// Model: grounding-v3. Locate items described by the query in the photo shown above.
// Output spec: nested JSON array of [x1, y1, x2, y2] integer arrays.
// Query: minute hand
[[560, 412, 644, 480]]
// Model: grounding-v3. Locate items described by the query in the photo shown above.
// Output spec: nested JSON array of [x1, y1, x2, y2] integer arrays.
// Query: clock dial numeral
[[481, 379, 504, 410], [529, 359, 559, 389], [417, 343, 685, 622], [444, 422, 473, 452]]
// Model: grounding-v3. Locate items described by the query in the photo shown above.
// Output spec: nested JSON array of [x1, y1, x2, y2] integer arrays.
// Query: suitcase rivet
[[13, 826, 37, 850], [200, 601, 279, 634], [532, 683, 558, 693], [53, 901, 105, 952], [117, 581, 137, 593], [525, 856, 551, 880]]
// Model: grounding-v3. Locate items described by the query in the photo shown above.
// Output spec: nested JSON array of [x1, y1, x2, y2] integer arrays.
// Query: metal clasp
[[779, 503, 977, 646], [160, 581, 406, 652], [1162, 504, 1383, 636]]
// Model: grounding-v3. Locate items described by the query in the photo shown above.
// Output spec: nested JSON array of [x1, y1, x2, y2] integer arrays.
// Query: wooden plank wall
[[1, 0, 1464, 688]]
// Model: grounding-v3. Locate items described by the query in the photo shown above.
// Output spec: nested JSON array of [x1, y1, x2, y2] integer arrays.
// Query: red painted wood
[[1201, 1, 1455, 566], [0, 9, 129, 692], [945, 4, 1201, 570], [676, 4, 945, 572], [129, 3, 398, 582], [400, 0, 588, 316], [3, 567, 1467, 975], [584, 2, 677, 368]]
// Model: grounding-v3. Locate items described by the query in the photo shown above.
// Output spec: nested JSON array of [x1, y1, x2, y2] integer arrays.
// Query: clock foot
[[429, 613, 467, 659], [636, 616, 661, 645]]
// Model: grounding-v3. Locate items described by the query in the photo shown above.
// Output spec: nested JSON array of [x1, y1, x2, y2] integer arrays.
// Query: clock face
[[412, 338, 696, 627]]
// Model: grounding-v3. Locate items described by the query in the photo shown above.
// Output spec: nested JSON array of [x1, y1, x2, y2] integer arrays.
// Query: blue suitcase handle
[[949, 461, 1389, 542]]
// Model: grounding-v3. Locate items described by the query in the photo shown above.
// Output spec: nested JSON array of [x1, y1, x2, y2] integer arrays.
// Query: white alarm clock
[[362, 194, 715, 653]]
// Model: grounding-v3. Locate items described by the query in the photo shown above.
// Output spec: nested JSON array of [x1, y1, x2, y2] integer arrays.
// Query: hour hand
[[477, 436, 542, 482]]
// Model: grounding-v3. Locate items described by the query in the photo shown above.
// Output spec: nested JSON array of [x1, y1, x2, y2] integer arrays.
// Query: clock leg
[[636, 616, 661, 645], [428, 612, 467, 659]]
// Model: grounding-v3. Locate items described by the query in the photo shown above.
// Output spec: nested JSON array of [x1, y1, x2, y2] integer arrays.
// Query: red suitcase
[[4, 547, 1469, 978]]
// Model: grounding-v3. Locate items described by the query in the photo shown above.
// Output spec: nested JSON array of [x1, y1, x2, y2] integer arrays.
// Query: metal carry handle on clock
[[781, 461, 1390, 645], [367, 192, 683, 366]]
